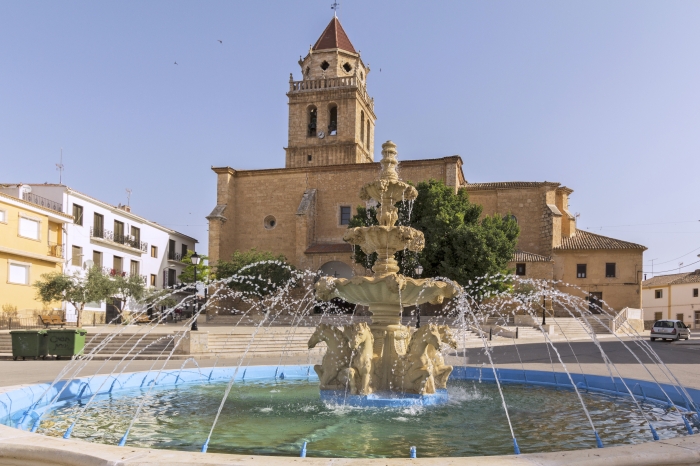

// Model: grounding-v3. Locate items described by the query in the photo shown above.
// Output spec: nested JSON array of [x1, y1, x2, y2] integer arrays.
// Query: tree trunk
[[77, 303, 84, 328]]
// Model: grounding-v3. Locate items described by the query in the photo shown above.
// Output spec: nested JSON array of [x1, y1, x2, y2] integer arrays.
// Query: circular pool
[[1, 365, 698, 461], [37, 379, 689, 458]]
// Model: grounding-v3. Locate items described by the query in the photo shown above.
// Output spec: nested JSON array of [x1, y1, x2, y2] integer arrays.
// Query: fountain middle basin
[[2, 365, 698, 458]]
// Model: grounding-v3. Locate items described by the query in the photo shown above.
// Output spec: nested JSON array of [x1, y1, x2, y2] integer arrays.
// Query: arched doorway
[[319, 261, 353, 279]]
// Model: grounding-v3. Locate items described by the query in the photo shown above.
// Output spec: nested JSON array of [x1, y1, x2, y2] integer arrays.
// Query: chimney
[[117, 204, 131, 213]]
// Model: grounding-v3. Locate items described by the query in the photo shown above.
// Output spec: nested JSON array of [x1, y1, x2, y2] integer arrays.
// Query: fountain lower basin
[[2, 365, 698, 460]]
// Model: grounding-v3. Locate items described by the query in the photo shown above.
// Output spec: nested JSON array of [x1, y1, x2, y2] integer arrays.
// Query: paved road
[[445, 337, 700, 389]]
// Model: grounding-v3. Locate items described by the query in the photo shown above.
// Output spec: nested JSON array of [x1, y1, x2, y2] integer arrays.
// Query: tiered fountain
[[311, 141, 461, 405]]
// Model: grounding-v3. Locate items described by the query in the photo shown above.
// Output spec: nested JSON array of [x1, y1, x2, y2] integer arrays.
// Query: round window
[[264, 215, 277, 230]]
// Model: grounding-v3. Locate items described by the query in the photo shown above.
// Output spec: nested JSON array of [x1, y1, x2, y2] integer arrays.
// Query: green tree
[[348, 179, 520, 290], [142, 288, 178, 315], [215, 249, 294, 298], [111, 272, 147, 310], [34, 267, 116, 328], [178, 250, 211, 283]]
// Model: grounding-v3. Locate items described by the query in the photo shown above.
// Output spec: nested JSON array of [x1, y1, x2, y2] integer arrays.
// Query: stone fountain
[[311, 141, 461, 403]]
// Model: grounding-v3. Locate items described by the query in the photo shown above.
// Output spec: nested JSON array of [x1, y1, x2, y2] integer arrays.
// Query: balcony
[[90, 228, 148, 254], [22, 192, 63, 213], [288, 76, 374, 110], [47, 243, 64, 258], [168, 251, 185, 262]]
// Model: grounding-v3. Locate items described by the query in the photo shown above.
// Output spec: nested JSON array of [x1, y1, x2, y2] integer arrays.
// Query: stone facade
[[207, 17, 646, 313]]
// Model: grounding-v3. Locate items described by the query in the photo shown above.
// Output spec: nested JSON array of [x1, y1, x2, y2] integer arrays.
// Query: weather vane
[[331, 1, 340, 16]]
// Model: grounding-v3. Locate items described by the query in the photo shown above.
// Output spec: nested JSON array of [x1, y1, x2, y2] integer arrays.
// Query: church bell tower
[[285, 17, 376, 168]]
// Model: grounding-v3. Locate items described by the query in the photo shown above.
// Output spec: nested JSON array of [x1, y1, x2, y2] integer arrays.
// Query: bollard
[[489, 327, 492, 341], [515, 327, 519, 339], [409, 446, 416, 458], [300, 441, 307, 457]]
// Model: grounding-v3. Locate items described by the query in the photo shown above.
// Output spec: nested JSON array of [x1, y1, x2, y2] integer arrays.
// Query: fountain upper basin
[[316, 274, 460, 308]]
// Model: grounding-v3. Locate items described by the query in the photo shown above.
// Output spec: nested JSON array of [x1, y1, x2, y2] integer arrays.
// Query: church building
[[207, 17, 646, 313]]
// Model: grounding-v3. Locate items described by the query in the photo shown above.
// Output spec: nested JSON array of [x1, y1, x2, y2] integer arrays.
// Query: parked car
[[650, 320, 690, 341]]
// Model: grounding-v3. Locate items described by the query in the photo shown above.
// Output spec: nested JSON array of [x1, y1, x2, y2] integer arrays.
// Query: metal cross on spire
[[331, 1, 340, 17]]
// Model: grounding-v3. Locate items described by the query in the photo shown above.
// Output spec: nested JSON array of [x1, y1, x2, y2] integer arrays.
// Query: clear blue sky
[[1, 1, 698, 277]]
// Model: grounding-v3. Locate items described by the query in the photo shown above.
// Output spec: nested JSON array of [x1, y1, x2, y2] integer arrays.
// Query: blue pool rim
[[2, 365, 700, 431]]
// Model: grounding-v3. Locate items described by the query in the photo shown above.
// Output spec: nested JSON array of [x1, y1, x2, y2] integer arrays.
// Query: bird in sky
[[174, 61, 178, 65], [218, 39, 223, 44]]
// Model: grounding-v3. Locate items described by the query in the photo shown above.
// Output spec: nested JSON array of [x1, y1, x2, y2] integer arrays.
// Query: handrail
[[22, 192, 63, 213], [90, 227, 148, 253], [289, 77, 374, 110]]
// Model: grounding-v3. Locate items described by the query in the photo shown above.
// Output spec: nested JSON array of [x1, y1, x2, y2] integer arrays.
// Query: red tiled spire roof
[[313, 17, 356, 53]]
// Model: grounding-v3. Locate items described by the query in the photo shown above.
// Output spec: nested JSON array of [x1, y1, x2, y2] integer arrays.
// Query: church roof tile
[[313, 17, 356, 53], [555, 230, 647, 251], [465, 181, 562, 191], [511, 251, 552, 262], [305, 243, 353, 254]]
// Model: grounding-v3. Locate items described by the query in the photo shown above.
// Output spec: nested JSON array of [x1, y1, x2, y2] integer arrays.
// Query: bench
[[134, 315, 152, 325], [40, 315, 67, 328]]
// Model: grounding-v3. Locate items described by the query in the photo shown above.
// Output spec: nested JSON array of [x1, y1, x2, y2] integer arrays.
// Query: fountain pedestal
[[310, 141, 461, 405]]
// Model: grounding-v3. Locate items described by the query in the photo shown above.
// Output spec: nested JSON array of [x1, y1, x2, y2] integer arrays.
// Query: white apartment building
[[642, 269, 700, 329], [0, 183, 198, 322]]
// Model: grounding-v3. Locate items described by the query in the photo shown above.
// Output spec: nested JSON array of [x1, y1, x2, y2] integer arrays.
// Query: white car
[[650, 319, 691, 341]]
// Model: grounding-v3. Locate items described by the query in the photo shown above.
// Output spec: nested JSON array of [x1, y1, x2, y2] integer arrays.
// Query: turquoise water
[[38, 380, 688, 458]]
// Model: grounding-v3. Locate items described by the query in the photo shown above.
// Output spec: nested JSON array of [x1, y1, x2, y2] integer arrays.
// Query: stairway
[[0, 334, 11, 354], [547, 317, 611, 339], [84, 333, 175, 357], [206, 329, 321, 357]]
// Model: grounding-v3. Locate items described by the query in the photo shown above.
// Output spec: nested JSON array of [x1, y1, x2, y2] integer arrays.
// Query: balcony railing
[[47, 242, 64, 258], [91, 228, 148, 253], [168, 251, 184, 262], [22, 192, 63, 213], [289, 77, 374, 110]]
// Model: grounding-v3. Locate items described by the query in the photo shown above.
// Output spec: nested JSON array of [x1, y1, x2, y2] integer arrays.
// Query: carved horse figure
[[308, 324, 351, 389], [427, 325, 457, 389], [339, 322, 375, 395], [401, 324, 443, 394]]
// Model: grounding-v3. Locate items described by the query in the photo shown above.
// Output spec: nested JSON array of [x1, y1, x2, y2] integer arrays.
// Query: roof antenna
[[56, 148, 64, 184], [331, 1, 340, 17], [126, 188, 132, 207]]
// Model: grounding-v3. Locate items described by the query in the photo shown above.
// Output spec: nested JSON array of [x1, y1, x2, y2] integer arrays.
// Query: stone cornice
[[211, 156, 465, 179]]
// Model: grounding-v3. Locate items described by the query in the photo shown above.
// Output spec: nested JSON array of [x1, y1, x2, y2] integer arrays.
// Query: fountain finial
[[379, 140, 399, 182]]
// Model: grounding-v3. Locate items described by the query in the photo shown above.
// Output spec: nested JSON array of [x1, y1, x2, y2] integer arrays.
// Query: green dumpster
[[47, 328, 87, 360], [10, 330, 48, 360]]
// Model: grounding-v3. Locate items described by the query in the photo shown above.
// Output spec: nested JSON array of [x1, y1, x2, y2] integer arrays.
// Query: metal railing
[[90, 228, 148, 252], [168, 251, 184, 261], [47, 242, 64, 258], [22, 192, 63, 213], [0, 316, 77, 330]]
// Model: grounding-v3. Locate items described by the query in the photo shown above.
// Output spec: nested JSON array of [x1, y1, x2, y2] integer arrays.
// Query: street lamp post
[[415, 264, 424, 328], [191, 252, 201, 331], [542, 295, 547, 326]]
